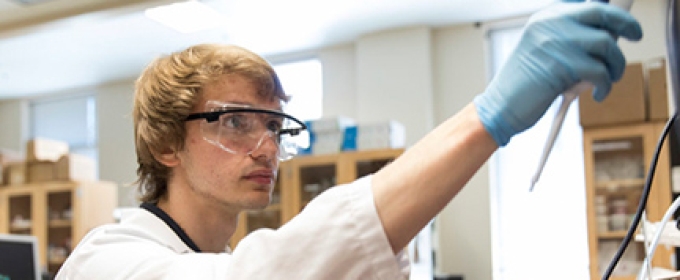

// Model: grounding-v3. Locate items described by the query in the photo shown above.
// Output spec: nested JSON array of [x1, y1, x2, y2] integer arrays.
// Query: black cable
[[601, 113, 678, 279], [602, 0, 680, 277], [668, 0, 680, 116]]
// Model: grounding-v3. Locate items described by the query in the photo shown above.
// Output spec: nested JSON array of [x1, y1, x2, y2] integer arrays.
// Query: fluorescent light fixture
[[145, 0, 226, 33]]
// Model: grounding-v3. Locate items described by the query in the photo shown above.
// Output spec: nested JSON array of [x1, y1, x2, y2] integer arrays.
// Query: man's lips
[[243, 170, 275, 185]]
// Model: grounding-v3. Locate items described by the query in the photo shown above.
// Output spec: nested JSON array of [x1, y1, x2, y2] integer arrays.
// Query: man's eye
[[222, 114, 249, 130], [266, 119, 283, 132]]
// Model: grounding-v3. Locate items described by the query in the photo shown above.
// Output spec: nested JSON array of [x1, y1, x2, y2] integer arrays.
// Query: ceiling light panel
[[145, 0, 227, 33]]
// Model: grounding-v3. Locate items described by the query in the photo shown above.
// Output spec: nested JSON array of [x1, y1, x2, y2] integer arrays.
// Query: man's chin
[[244, 195, 271, 210], [247, 203, 270, 210]]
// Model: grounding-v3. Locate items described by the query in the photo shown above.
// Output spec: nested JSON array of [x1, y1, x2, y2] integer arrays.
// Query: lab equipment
[[588, 0, 680, 278], [629, 1, 680, 279], [473, 1, 641, 147], [530, 0, 635, 191]]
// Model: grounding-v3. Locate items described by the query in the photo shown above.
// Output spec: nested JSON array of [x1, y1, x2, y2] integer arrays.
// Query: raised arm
[[372, 1, 644, 252]]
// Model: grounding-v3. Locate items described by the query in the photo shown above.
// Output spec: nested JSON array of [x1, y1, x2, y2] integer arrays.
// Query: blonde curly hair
[[133, 44, 289, 203]]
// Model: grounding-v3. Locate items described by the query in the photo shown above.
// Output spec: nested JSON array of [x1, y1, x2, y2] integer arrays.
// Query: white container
[[596, 204, 608, 216], [609, 213, 628, 231], [597, 216, 609, 232]]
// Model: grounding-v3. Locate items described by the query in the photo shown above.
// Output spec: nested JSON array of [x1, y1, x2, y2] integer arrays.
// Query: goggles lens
[[185, 101, 309, 161]]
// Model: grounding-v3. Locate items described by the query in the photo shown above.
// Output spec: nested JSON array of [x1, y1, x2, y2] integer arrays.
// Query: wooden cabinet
[[230, 148, 404, 248], [583, 122, 673, 280], [0, 181, 117, 276]]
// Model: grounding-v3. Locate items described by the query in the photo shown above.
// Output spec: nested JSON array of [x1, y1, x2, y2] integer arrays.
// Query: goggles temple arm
[[279, 128, 303, 137], [185, 108, 308, 133]]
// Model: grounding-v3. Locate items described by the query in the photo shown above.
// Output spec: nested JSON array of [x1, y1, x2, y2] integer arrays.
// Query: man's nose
[[248, 131, 279, 162]]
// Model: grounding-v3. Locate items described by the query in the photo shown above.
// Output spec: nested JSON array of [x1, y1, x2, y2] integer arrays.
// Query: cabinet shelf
[[246, 203, 281, 214], [584, 122, 673, 279], [611, 276, 636, 280], [598, 230, 631, 239], [48, 219, 72, 228], [9, 225, 32, 232], [48, 257, 67, 265], [595, 178, 645, 190], [0, 181, 117, 276]]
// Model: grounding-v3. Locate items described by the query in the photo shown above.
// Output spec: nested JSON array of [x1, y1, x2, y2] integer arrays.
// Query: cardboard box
[[647, 59, 670, 121], [0, 148, 24, 186], [4, 162, 26, 185], [56, 154, 96, 182], [579, 63, 646, 128], [0, 148, 23, 165], [26, 138, 69, 162], [27, 161, 56, 183]]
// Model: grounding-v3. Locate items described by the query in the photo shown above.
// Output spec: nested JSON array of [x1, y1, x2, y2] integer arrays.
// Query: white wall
[[621, 0, 667, 62], [0, 99, 28, 152], [96, 80, 138, 207], [355, 26, 436, 145], [318, 44, 358, 119], [432, 24, 492, 279]]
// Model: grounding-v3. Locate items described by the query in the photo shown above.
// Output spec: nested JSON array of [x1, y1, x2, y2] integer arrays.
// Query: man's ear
[[154, 146, 180, 167]]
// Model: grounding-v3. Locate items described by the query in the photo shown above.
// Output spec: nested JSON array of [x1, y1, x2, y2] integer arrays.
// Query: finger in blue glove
[[474, 2, 642, 146]]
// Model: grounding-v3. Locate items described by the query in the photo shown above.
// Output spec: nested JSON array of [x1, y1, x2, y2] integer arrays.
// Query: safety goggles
[[184, 101, 309, 161]]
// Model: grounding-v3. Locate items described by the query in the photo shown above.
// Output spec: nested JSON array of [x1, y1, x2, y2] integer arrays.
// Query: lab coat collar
[[140, 202, 202, 253]]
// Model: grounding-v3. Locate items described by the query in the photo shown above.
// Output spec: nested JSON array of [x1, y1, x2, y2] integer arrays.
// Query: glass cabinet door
[[9, 194, 32, 235], [591, 136, 645, 277], [355, 157, 395, 179], [584, 122, 674, 280], [298, 164, 336, 209], [46, 191, 72, 273]]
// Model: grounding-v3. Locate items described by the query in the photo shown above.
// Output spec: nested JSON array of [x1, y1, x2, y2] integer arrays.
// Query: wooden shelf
[[9, 224, 32, 231], [48, 219, 72, 228], [48, 257, 67, 265], [595, 178, 645, 191], [245, 203, 281, 214], [583, 122, 674, 279], [0, 180, 117, 276], [598, 230, 630, 239], [611, 276, 636, 280]]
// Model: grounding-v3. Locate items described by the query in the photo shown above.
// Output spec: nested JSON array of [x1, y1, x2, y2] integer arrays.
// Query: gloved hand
[[474, 2, 642, 146]]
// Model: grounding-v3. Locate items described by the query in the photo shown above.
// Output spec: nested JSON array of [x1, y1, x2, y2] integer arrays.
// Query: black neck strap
[[140, 202, 202, 253]]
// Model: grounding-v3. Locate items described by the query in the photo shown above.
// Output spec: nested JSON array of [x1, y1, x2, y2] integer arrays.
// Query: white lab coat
[[55, 176, 410, 279]]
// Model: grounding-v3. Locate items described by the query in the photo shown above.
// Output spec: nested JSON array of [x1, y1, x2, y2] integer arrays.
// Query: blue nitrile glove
[[473, 2, 642, 146]]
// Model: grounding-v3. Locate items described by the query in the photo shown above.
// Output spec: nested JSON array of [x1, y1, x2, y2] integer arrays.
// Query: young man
[[56, 2, 642, 279]]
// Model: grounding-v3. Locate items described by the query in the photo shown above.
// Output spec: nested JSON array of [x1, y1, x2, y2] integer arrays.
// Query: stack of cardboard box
[[646, 58, 669, 122], [0, 148, 24, 186], [579, 58, 671, 128], [0, 137, 96, 186]]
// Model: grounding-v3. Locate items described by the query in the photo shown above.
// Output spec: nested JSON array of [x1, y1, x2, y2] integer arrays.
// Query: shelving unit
[[230, 148, 404, 248], [0, 181, 117, 276], [583, 122, 673, 280]]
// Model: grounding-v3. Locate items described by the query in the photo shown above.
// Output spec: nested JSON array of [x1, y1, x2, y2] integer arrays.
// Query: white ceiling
[[0, 0, 556, 100]]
